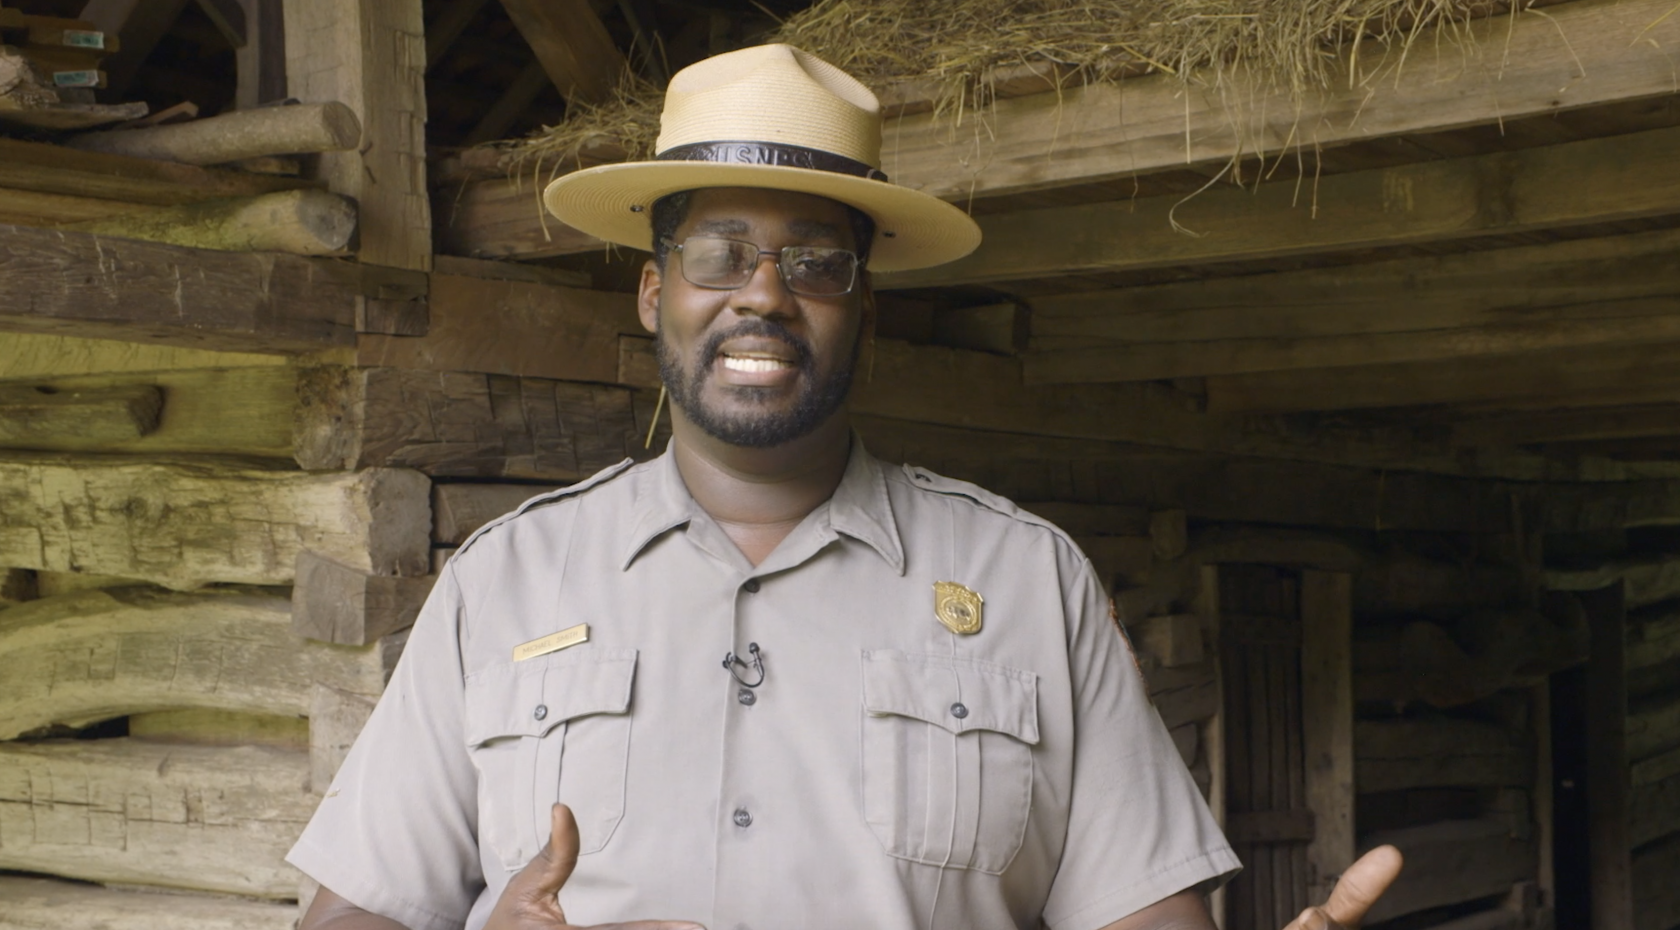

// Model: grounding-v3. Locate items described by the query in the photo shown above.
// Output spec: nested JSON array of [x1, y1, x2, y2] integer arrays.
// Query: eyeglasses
[[664, 236, 860, 297]]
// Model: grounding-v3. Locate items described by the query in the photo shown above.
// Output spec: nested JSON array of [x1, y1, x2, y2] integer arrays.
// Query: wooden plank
[[497, 0, 624, 104], [356, 273, 642, 382], [1301, 571, 1353, 904], [0, 874, 295, 930], [0, 367, 296, 459], [1630, 770, 1680, 849], [0, 188, 158, 226], [292, 550, 434, 646], [1630, 691, 1680, 763], [1547, 558, 1680, 609], [434, 176, 604, 260], [1453, 404, 1680, 448], [0, 224, 360, 353], [0, 138, 312, 206], [0, 738, 312, 897], [0, 382, 161, 444], [432, 481, 551, 544], [896, 125, 1680, 293], [294, 366, 643, 480], [1634, 745, 1680, 788], [128, 708, 309, 750], [1633, 834, 1680, 930], [1582, 583, 1635, 930], [1354, 718, 1530, 793], [1360, 818, 1538, 925], [0, 586, 390, 739], [309, 682, 381, 792], [0, 332, 286, 379], [0, 455, 430, 589], [283, 0, 430, 271]]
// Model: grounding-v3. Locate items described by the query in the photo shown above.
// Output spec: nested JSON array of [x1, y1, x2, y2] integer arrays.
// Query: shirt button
[[742, 578, 761, 593], [950, 702, 969, 719], [533, 704, 548, 721], [737, 689, 757, 706], [733, 808, 753, 828]]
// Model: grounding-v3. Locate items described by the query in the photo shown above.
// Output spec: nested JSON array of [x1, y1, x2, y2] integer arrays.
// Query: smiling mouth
[[719, 353, 795, 374]]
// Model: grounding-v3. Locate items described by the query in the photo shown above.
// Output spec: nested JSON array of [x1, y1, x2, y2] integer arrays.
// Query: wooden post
[[1194, 563, 1228, 929], [1301, 571, 1354, 904], [283, 0, 430, 271], [1583, 582, 1634, 930]]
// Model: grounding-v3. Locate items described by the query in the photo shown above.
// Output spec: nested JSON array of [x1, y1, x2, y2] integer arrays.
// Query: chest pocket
[[860, 649, 1039, 874], [464, 650, 637, 870]]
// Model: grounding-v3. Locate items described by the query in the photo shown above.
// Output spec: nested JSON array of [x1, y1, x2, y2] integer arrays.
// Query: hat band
[[657, 141, 889, 182]]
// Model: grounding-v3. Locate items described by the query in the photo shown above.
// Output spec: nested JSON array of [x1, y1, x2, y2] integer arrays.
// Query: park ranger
[[289, 43, 1401, 930]]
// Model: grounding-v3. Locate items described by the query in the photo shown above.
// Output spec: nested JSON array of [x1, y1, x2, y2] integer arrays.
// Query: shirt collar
[[620, 433, 905, 574]]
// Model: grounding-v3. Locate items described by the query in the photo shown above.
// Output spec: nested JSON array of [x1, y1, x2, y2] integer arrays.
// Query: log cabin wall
[[3, 0, 1680, 928]]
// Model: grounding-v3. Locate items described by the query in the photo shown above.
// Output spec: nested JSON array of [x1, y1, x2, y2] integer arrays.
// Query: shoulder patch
[[897, 463, 1065, 537], [453, 458, 637, 557]]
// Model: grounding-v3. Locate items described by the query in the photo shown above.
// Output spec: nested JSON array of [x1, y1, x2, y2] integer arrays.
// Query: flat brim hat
[[542, 44, 982, 273]]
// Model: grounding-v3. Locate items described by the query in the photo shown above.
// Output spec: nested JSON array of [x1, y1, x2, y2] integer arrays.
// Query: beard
[[656, 316, 856, 448]]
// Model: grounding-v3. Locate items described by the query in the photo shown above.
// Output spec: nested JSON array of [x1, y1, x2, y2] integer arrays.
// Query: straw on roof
[[499, 0, 1500, 181]]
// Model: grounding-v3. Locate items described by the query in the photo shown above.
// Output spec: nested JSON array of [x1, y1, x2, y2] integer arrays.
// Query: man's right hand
[[484, 803, 705, 930]]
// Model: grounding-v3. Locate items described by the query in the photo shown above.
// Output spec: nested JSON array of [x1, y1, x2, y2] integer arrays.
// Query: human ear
[[637, 259, 663, 334]]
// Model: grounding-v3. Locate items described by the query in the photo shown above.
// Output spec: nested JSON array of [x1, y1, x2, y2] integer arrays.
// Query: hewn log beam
[[0, 138, 311, 206], [0, 738, 312, 897], [1452, 404, 1680, 448], [892, 124, 1680, 292], [1631, 771, 1680, 849], [0, 455, 430, 589], [498, 0, 624, 104], [0, 224, 361, 352], [59, 188, 358, 256], [1355, 718, 1529, 793], [292, 550, 434, 646], [0, 587, 390, 739], [0, 874, 296, 930], [1359, 818, 1537, 925], [67, 102, 360, 165], [1635, 834, 1680, 930], [433, 482, 546, 544], [0, 382, 162, 444]]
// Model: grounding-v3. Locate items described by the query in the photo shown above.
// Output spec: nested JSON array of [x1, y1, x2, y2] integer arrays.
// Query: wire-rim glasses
[[664, 236, 860, 297]]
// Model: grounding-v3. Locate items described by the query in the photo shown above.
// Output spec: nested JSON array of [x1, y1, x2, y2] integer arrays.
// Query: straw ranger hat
[[542, 44, 982, 273]]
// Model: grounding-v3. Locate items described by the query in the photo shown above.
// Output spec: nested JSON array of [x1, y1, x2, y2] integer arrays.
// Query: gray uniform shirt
[[287, 442, 1238, 930]]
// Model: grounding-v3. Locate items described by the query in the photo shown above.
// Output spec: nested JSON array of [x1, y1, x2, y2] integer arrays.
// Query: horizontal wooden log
[[1078, 535, 1153, 589], [0, 587, 391, 739], [433, 482, 552, 544], [310, 683, 381, 793], [67, 101, 361, 165], [1360, 818, 1537, 925], [1630, 770, 1680, 849], [1148, 661, 1219, 730], [292, 550, 434, 646], [1634, 833, 1680, 930], [1016, 501, 1151, 537], [1355, 604, 1588, 708], [355, 272, 642, 382], [0, 367, 296, 459], [1547, 558, 1680, 609], [1421, 908, 1524, 930], [1355, 718, 1529, 794], [1188, 527, 1365, 573], [0, 382, 161, 444], [128, 708, 310, 750], [433, 178, 604, 261], [1452, 404, 1680, 448], [1630, 691, 1680, 763], [1130, 613, 1204, 669], [60, 189, 358, 256], [0, 738, 313, 897], [1634, 745, 1680, 789], [1354, 554, 1527, 614], [295, 366, 643, 480], [0, 138, 311, 207], [0, 332, 287, 380], [0, 568, 36, 608], [0, 875, 296, 930], [0, 223, 360, 352], [0, 455, 429, 589]]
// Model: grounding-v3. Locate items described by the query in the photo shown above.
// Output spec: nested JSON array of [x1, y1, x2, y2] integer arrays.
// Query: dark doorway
[[1551, 665, 1591, 929]]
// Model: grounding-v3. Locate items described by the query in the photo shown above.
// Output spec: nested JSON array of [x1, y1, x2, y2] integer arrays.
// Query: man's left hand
[[1282, 845, 1404, 930]]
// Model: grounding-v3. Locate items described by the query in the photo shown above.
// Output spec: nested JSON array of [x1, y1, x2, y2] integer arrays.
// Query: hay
[[499, 0, 1499, 180]]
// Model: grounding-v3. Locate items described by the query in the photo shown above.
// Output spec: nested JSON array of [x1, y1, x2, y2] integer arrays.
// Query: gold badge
[[512, 623, 590, 662], [934, 582, 983, 635]]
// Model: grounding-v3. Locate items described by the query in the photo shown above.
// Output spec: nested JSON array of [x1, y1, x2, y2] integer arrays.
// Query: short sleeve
[[1040, 557, 1241, 930], [287, 565, 484, 930]]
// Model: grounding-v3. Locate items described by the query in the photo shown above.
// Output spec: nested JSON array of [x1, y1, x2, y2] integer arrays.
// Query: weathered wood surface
[[897, 125, 1680, 294], [433, 481, 552, 544], [0, 382, 162, 445], [1452, 404, 1680, 449], [1078, 535, 1153, 590], [1017, 501, 1150, 538], [1355, 718, 1530, 793], [66, 101, 361, 165], [499, 0, 624, 103], [1634, 745, 1680, 789], [0, 223, 360, 352], [356, 273, 642, 382], [1301, 571, 1354, 904], [0, 568, 36, 608], [60, 189, 358, 256], [1130, 613, 1204, 669], [0, 332, 287, 380], [295, 366, 642, 480], [1353, 554, 1527, 614], [0, 455, 430, 588], [1633, 833, 1680, 930], [129, 708, 310, 751], [1630, 770, 1680, 849], [1147, 661, 1220, 730], [0, 875, 296, 930], [0, 587, 391, 739], [1630, 691, 1680, 764], [293, 550, 434, 646], [310, 682, 381, 792], [1355, 605, 1588, 708], [1360, 818, 1537, 925], [0, 138, 311, 207], [1548, 558, 1680, 609], [0, 367, 296, 459], [1584, 584, 1636, 930], [283, 0, 430, 271], [0, 738, 313, 897]]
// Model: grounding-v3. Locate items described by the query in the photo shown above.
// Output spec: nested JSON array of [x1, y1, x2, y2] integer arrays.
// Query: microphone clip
[[723, 642, 766, 688]]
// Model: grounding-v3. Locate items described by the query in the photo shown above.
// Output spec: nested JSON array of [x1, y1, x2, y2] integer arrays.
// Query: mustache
[[697, 318, 814, 371]]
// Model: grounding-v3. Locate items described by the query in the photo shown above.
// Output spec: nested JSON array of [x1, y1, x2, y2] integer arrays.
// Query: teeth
[[722, 356, 790, 373]]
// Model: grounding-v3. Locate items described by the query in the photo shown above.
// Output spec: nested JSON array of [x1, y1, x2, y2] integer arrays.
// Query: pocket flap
[[861, 649, 1039, 744], [464, 649, 637, 747]]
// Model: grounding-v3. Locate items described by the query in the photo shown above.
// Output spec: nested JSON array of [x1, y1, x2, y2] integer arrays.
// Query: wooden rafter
[[498, 0, 625, 105]]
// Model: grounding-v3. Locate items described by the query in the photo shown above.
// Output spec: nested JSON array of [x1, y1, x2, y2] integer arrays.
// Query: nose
[[730, 250, 796, 317]]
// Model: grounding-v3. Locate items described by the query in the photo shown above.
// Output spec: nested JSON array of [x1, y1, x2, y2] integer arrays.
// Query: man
[[290, 44, 1400, 930]]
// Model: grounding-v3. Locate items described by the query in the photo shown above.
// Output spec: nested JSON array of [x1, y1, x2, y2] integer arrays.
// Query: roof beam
[[498, 0, 624, 105], [885, 123, 1680, 290], [1452, 405, 1680, 447]]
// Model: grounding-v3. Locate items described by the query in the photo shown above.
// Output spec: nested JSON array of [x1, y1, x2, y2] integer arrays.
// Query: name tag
[[512, 623, 590, 662]]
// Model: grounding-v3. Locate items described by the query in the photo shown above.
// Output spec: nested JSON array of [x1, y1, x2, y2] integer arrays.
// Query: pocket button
[[949, 702, 969, 719], [533, 704, 548, 721]]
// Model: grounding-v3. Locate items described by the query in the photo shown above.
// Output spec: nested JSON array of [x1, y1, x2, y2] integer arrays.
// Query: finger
[[520, 803, 581, 901], [1322, 845, 1404, 928], [1281, 906, 1330, 930]]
